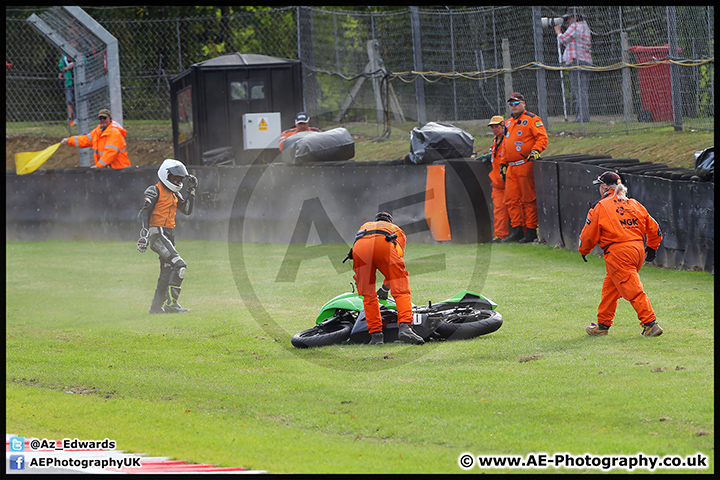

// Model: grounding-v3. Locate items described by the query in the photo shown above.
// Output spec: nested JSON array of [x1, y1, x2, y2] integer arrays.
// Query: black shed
[[170, 53, 303, 166]]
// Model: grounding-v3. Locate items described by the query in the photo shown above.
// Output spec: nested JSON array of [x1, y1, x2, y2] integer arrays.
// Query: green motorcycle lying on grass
[[291, 286, 503, 348]]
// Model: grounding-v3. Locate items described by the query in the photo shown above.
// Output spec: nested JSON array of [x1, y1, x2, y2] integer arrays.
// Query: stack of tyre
[[541, 148, 713, 183]]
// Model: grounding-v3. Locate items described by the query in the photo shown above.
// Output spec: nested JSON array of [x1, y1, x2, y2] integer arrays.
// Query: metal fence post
[[532, 6, 548, 124], [410, 6, 426, 126], [667, 6, 683, 131]]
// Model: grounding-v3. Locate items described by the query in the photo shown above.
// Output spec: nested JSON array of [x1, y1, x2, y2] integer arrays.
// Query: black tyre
[[434, 308, 503, 341], [291, 316, 353, 348]]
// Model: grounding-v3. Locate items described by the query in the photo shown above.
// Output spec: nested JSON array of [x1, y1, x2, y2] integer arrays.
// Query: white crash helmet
[[157, 159, 188, 193]]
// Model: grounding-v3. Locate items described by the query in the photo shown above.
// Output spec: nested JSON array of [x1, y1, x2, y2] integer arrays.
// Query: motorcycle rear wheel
[[291, 317, 353, 348], [434, 309, 503, 340]]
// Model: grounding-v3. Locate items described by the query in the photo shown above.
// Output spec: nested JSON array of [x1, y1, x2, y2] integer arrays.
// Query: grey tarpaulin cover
[[408, 122, 474, 164], [282, 128, 355, 165]]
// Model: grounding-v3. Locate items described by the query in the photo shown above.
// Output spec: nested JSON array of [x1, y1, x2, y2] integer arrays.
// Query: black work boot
[[518, 228, 537, 243], [398, 323, 424, 345], [502, 226, 524, 243], [163, 286, 190, 313]]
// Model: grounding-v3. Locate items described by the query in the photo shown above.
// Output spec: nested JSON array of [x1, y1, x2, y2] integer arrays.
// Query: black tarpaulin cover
[[408, 122, 474, 164]]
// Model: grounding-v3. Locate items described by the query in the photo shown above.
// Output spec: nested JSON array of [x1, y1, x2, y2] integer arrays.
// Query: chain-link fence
[[6, 6, 714, 139]]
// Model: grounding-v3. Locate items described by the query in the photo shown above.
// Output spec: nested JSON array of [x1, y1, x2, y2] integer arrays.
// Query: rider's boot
[[163, 286, 190, 313]]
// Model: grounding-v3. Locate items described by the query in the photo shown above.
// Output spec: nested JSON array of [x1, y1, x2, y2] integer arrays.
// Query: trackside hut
[[170, 53, 303, 166]]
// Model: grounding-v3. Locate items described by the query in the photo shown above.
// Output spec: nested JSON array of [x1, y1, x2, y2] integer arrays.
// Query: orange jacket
[[68, 120, 130, 169], [488, 133, 507, 189], [503, 110, 548, 164], [579, 190, 662, 255]]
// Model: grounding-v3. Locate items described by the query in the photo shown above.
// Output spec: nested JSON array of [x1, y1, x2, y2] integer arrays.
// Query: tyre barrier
[[535, 154, 713, 273]]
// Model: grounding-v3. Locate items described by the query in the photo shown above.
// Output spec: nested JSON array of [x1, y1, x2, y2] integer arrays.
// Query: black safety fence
[[5, 158, 713, 274]]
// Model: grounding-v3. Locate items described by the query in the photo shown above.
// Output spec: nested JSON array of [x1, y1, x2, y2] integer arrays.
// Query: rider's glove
[[499, 163, 507, 182], [186, 174, 198, 195], [377, 284, 390, 301], [137, 228, 149, 253], [527, 150, 541, 161], [645, 246, 656, 263], [581, 254, 587, 262]]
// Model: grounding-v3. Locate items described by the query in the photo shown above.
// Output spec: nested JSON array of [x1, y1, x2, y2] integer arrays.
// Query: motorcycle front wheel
[[291, 317, 353, 348]]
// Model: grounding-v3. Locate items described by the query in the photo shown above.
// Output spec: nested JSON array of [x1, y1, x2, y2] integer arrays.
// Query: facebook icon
[[9, 455, 25, 470]]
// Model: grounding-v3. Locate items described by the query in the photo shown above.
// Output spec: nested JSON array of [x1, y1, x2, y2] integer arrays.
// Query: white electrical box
[[242, 112, 282, 150]]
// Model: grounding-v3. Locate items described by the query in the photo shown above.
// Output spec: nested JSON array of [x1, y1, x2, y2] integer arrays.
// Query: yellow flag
[[15, 142, 62, 175]]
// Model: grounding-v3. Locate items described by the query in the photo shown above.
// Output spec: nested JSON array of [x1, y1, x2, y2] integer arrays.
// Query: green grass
[[5, 241, 714, 473]]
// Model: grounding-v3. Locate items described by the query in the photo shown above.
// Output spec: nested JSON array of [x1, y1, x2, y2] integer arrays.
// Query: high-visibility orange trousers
[[352, 235, 412, 334], [597, 241, 657, 326], [504, 161, 538, 229], [491, 185, 509, 239]]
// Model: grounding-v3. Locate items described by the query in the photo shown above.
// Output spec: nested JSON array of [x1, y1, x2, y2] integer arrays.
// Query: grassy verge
[[7, 119, 713, 170], [5, 240, 714, 473], [347, 121, 713, 169]]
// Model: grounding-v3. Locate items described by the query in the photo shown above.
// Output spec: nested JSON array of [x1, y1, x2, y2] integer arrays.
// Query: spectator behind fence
[[555, 6, 592, 123], [58, 53, 75, 126], [278, 111, 322, 151], [61, 108, 131, 169]]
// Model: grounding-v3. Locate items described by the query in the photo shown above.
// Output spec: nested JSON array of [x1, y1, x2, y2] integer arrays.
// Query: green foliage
[[5, 241, 714, 473]]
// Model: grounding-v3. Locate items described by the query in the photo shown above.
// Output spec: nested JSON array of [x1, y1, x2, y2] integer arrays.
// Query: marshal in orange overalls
[[579, 189, 662, 327], [503, 111, 548, 230], [488, 129, 509, 239], [351, 220, 412, 334]]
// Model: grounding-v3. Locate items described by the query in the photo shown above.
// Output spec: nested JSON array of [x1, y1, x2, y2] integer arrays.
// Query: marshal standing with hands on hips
[[137, 159, 198, 314], [501, 93, 548, 243], [579, 171, 664, 337]]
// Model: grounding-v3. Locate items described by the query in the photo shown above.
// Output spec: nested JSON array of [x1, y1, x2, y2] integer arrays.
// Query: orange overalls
[[351, 220, 412, 334], [488, 133, 509, 239], [579, 190, 663, 326], [503, 111, 548, 230]]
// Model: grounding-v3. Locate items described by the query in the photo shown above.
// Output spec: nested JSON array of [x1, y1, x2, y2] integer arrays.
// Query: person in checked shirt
[[555, 7, 592, 123]]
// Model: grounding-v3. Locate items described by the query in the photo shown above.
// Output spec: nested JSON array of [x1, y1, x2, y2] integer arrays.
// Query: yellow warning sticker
[[259, 118, 268, 131]]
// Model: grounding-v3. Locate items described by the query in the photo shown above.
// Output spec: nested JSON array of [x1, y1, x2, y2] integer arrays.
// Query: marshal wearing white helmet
[[136, 159, 198, 313]]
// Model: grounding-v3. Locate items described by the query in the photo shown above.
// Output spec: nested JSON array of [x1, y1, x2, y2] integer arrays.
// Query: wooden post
[[502, 38, 513, 104], [368, 39, 385, 128], [620, 31, 634, 128]]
